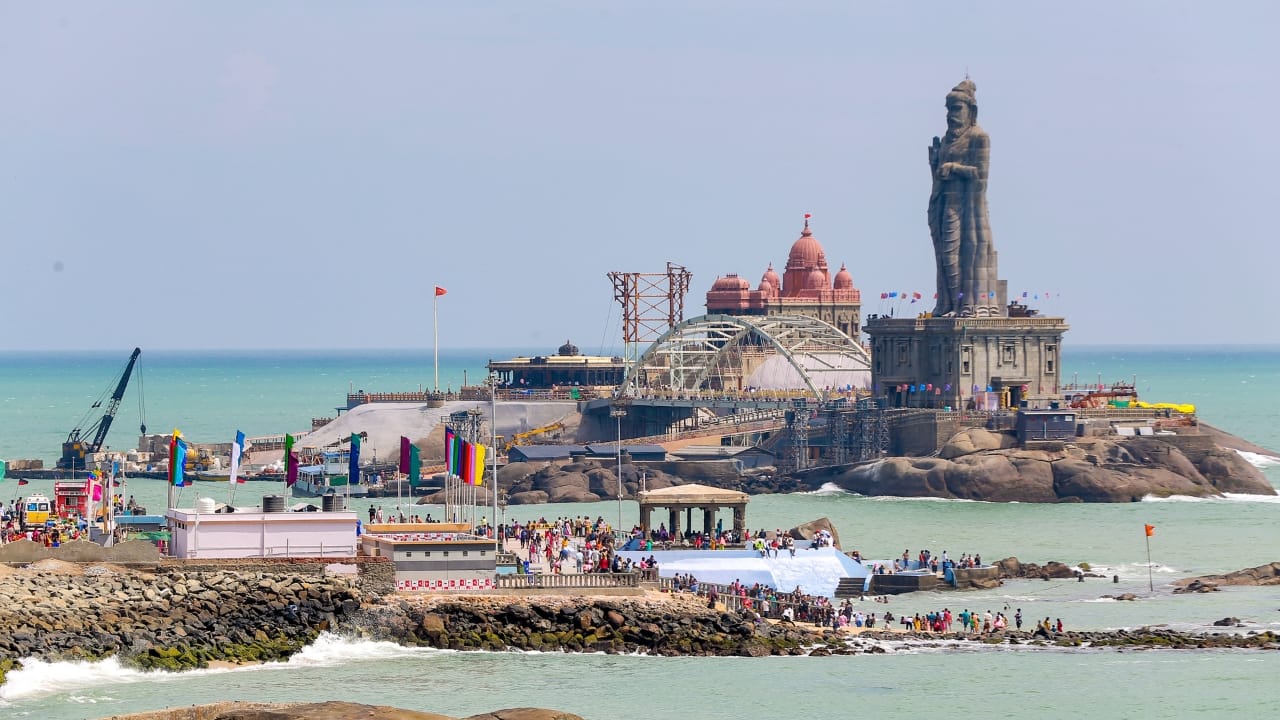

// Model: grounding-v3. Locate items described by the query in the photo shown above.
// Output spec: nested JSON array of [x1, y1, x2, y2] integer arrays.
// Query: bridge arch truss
[[620, 313, 871, 397]]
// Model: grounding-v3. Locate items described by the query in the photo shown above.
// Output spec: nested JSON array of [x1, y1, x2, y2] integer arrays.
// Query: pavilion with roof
[[636, 483, 749, 540]]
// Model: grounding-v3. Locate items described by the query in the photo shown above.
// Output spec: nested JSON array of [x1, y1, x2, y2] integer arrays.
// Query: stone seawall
[[0, 561, 364, 682], [350, 593, 820, 656]]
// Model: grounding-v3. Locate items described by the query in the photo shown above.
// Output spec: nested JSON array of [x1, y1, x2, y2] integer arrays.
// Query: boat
[[291, 449, 369, 499], [192, 471, 231, 482]]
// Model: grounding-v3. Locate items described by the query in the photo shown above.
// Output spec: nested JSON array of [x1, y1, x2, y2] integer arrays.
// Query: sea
[[1, 346, 1278, 719]]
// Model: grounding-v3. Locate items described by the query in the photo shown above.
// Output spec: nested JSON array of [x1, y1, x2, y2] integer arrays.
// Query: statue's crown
[[948, 79, 976, 104]]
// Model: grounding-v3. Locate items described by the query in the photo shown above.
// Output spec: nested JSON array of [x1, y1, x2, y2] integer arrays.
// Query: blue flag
[[348, 433, 361, 486]]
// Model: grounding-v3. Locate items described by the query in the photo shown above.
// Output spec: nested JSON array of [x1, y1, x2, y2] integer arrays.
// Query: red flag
[[17, 479, 29, 486], [434, 286, 447, 297], [803, 213, 811, 219], [1145, 524, 1155, 537]]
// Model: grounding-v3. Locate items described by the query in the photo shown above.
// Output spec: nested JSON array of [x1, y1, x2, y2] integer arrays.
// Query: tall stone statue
[[928, 79, 1000, 317]]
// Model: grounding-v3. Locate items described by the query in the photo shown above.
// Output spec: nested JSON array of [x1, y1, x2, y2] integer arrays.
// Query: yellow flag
[[474, 444, 486, 486]]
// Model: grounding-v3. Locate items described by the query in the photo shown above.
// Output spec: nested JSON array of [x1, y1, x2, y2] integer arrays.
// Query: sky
[[3, 2, 1278, 352]]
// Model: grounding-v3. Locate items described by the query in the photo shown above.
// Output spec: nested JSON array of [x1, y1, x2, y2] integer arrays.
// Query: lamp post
[[488, 372, 500, 554], [610, 405, 627, 538]]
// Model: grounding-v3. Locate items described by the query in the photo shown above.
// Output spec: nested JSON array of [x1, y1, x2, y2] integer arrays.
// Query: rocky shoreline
[[3, 561, 1278, 690]]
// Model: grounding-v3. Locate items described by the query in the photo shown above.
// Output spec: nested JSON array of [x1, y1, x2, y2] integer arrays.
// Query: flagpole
[[1152, 527, 1162, 589], [433, 292, 439, 394]]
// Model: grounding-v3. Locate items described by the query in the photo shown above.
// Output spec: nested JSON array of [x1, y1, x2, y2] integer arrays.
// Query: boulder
[[506, 491, 549, 505], [1212, 617, 1243, 627], [938, 427, 1012, 459], [788, 517, 842, 550], [1175, 562, 1280, 589]]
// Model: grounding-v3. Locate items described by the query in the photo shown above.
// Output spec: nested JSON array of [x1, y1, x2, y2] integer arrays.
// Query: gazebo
[[636, 484, 749, 540]]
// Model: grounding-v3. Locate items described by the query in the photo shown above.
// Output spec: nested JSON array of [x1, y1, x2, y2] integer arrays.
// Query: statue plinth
[[866, 314, 1069, 410]]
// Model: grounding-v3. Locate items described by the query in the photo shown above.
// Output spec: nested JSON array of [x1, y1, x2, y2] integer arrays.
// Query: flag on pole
[[408, 443, 421, 484], [399, 436, 411, 474], [17, 479, 29, 486], [1145, 524, 1155, 537], [474, 443, 486, 486], [0, 458, 5, 481], [170, 432, 190, 487], [435, 286, 447, 297], [444, 427, 456, 475], [460, 440, 475, 485], [349, 433, 361, 486], [283, 433, 298, 487], [230, 430, 246, 484]]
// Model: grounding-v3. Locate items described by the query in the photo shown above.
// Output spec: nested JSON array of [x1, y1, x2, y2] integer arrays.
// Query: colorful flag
[[449, 430, 463, 478], [282, 433, 298, 487], [170, 432, 190, 487], [348, 433, 361, 486], [434, 286, 447, 297], [1145, 524, 1155, 537], [444, 426, 457, 475], [474, 443, 486, 486], [880, 292, 888, 299], [399, 436, 411, 474], [230, 430, 246, 484], [459, 440, 471, 484], [0, 459, 5, 481], [408, 443, 420, 483]]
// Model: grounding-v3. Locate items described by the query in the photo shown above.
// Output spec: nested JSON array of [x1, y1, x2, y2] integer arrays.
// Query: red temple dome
[[787, 222, 826, 269], [833, 263, 853, 290], [761, 264, 780, 293], [806, 268, 828, 291], [711, 274, 751, 292]]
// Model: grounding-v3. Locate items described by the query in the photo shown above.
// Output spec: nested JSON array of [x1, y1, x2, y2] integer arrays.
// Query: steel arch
[[620, 313, 871, 397]]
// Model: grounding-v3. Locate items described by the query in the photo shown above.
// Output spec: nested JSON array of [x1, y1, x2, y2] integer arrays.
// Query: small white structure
[[166, 501, 358, 559]]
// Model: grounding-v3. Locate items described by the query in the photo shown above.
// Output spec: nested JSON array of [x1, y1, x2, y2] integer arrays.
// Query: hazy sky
[[4, 2, 1277, 352]]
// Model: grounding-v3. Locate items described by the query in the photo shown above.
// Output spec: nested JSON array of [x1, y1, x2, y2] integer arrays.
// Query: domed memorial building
[[705, 215, 862, 340]]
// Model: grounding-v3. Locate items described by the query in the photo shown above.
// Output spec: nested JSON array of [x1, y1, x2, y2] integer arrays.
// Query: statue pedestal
[[865, 315, 1069, 410]]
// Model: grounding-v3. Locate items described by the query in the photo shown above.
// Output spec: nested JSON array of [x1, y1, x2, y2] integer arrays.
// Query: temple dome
[[833, 263, 853, 290], [787, 223, 826, 269], [558, 339, 580, 356], [711, 274, 751, 292], [761, 264, 780, 291], [806, 268, 827, 291], [757, 279, 774, 296]]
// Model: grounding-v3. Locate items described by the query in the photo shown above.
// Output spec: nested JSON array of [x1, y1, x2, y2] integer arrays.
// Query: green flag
[[409, 444, 421, 485], [0, 459, 6, 481]]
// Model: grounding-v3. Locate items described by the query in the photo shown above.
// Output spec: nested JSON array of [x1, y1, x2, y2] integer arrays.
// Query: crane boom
[[58, 347, 142, 471]]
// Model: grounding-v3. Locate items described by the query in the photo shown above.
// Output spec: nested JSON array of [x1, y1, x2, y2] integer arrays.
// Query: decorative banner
[[474, 443, 487, 486], [349, 433, 361, 487], [283, 433, 296, 482], [399, 436, 411, 474], [444, 426, 457, 476], [230, 430, 246, 485], [170, 432, 189, 487]]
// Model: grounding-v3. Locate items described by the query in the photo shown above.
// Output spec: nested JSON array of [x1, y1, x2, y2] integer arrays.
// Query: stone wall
[[0, 539, 161, 564], [157, 556, 397, 597], [888, 412, 960, 455]]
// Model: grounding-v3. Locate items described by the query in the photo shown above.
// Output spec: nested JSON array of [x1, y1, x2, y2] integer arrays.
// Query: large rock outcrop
[[99, 702, 582, 720], [831, 428, 1276, 503]]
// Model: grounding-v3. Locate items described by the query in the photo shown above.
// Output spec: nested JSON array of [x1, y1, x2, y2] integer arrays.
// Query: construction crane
[[57, 347, 144, 471], [503, 422, 566, 452]]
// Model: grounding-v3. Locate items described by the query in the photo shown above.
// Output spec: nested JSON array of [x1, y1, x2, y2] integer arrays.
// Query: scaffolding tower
[[608, 262, 692, 374]]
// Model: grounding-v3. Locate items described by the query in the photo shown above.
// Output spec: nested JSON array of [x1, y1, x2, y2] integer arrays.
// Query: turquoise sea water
[[1, 346, 1278, 719]]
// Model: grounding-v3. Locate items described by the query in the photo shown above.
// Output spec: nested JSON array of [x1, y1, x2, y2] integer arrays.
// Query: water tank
[[196, 497, 217, 514], [322, 494, 346, 512], [262, 494, 286, 513]]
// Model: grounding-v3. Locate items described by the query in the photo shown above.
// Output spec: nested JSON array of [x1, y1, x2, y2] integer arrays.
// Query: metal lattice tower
[[830, 410, 850, 466], [787, 408, 810, 473], [851, 398, 889, 461], [609, 262, 692, 371]]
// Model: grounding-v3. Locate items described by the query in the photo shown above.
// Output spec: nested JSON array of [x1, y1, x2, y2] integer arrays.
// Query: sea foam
[[798, 483, 849, 496], [1234, 449, 1280, 468], [0, 635, 442, 702]]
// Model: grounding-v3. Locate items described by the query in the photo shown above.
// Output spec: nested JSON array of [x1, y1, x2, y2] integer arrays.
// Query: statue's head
[[945, 79, 977, 132]]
